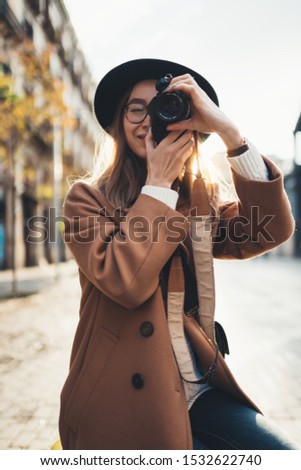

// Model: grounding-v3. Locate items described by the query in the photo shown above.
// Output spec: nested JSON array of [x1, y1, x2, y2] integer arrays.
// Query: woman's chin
[[134, 148, 147, 159]]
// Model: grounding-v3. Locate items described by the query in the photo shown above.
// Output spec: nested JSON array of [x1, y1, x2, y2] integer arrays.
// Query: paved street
[[0, 261, 80, 450], [214, 255, 301, 448], [0, 256, 300, 450]]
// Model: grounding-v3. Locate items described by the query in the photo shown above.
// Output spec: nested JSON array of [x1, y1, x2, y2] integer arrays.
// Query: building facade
[[0, 0, 100, 269]]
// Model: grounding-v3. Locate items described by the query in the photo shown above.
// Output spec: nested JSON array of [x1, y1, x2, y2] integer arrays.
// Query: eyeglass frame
[[123, 99, 151, 124]]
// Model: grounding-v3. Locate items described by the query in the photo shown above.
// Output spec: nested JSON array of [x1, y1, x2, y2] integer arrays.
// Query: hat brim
[[94, 58, 219, 133]]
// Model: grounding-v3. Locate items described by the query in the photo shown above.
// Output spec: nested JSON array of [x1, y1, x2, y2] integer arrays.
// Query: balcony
[[26, 0, 40, 16], [0, 0, 23, 38], [41, 14, 56, 43]]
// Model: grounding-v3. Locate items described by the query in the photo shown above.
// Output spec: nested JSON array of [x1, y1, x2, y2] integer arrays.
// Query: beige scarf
[[167, 176, 218, 384]]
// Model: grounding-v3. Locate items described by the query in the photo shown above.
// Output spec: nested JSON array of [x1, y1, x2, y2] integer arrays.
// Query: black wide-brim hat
[[94, 58, 219, 132]]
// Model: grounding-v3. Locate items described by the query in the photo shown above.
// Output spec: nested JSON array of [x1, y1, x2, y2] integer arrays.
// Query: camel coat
[[59, 157, 295, 450]]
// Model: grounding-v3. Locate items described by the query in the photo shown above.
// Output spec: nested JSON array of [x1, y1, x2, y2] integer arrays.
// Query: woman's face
[[123, 79, 156, 158]]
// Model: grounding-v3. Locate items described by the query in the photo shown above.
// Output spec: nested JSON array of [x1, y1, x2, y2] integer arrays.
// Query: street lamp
[[293, 113, 301, 257], [293, 113, 301, 165], [52, 115, 63, 280]]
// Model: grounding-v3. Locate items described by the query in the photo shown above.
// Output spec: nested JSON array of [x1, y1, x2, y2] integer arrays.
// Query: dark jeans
[[189, 388, 299, 450]]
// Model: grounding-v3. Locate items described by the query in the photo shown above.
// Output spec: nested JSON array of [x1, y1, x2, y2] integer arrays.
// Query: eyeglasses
[[124, 100, 149, 124]]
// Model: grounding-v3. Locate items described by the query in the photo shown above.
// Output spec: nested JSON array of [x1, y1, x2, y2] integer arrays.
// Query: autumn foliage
[[0, 38, 71, 164]]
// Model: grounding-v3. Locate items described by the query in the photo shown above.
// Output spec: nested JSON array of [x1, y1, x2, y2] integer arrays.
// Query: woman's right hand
[[144, 129, 194, 188]]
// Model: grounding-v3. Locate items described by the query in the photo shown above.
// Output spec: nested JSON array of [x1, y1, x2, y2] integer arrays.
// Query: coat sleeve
[[213, 156, 295, 260], [63, 182, 187, 308]]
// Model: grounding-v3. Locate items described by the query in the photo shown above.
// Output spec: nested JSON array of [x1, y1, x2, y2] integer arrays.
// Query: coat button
[[132, 373, 144, 389], [140, 321, 154, 337]]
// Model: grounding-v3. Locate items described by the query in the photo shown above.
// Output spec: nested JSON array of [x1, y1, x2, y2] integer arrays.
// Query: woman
[[59, 58, 297, 450]]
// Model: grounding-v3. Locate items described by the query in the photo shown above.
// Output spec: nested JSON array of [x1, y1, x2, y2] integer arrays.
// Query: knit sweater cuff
[[141, 185, 179, 209], [227, 141, 269, 181]]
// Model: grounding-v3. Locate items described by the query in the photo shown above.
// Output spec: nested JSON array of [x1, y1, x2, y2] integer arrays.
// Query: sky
[[63, 0, 301, 161]]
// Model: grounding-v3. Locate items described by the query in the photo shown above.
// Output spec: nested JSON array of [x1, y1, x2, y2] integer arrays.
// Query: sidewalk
[[0, 256, 300, 449], [0, 261, 77, 299], [0, 260, 80, 450]]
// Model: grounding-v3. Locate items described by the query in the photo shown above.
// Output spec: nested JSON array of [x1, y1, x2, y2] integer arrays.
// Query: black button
[[140, 321, 154, 337], [132, 373, 144, 389]]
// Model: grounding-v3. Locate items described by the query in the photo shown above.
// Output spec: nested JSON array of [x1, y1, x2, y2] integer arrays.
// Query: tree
[[0, 38, 70, 167], [0, 37, 75, 282]]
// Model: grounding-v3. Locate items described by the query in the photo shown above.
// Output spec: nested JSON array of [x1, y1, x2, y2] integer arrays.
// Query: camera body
[[148, 74, 191, 143]]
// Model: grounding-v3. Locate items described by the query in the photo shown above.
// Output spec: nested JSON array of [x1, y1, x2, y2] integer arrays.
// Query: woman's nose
[[142, 113, 151, 127]]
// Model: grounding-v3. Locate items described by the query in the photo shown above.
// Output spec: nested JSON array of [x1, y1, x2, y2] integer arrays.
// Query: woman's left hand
[[166, 74, 242, 149]]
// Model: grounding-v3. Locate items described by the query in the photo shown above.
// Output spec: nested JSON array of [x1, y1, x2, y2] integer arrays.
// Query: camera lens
[[154, 91, 190, 122]]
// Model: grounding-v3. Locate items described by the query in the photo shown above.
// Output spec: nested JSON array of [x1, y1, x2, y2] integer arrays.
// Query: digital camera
[[148, 74, 191, 143]]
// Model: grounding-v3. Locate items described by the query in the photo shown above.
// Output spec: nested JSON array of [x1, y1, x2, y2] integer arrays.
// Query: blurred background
[[0, 0, 300, 450]]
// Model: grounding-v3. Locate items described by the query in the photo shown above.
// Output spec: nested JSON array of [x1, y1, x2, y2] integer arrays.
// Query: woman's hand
[[166, 74, 243, 150], [145, 128, 194, 188]]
